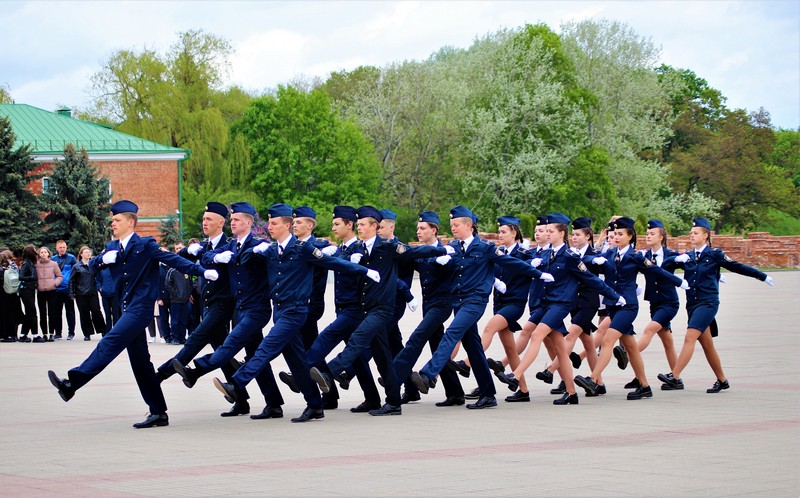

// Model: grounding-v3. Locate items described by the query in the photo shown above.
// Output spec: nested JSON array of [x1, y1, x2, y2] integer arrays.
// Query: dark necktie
[[459, 240, 466, 254], [615, 251, 621, 264], [653, 253, 658, 266], [119, 244, 124, 258], [695, 250, 701, 260], [236, 241, 242, 252], [278, 244, 284, 256]]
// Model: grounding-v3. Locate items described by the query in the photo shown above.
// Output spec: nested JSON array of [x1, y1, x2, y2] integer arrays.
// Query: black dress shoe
[[550, 380, 566, 395], [279, 371, 300, 393], [47, 370, 74, 402], [310, 367, 332, 393], [436, 395, 466, 407], [496, 372, 519, 392], [409, 371, 436, 394], [535, 368, 554, 384], [350, 401, 381, 413], [83, 336, 91, 341], [569, 352, 582, 369], [336, 371, 351, 390], [220, 401, 250, 417], [707, 379, 730, 393], [627, 385, 653, 400], [133, 413, 169, 429], [400, 390, 421, 404], [1, 336, 17, 342], [32, 336, 46, 343], [553, 392, 579, 405], [613, 345, 629, 370], [574, 375, 599, 396], [624, 378, 641, 389], [250, 406, 283, 419], [486, 358, 505, 376], [504, 390, 530, 403], [18, 336, 32, 343], [466, 395, 497, 409], [46, 335, 54, 342], [291, 407, 324, 423], [585, 384, 606, 397], [229, 357, 245, 370], [172, 359, 198, 388], [464, 387, 481, 400], [323, 398, 339, 410], [447, 359, 471, 378], [213, 377, 237, 403], [67, 334, 74, 341], [658, 372, 684, 390], [369, 403, 402, 416]]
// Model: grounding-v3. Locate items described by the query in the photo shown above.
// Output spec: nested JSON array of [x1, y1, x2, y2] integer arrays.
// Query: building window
[[42, 177, 51, 194]]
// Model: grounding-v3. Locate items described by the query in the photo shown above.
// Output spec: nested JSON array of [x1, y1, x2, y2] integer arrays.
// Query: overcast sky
[[3, 0, 798, 129]]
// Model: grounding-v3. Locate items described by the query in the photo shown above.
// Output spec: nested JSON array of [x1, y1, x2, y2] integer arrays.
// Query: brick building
[[0, 103, 188, 239]]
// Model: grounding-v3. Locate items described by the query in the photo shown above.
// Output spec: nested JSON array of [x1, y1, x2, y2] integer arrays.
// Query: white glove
[[540, 272, 554, 283], [187, 243, 202, 256], [636, 285, 643, 297], [680, 279, 690, 290], [520, 239, 531, 250], [366, 269, 380, 282], [616, 295, 627, 307], [444, 244, 456, 255], [592, 257, 607, 265], [530, 258, 542, 268], [719, 275, 726, 284], [407, 298, 419, 312], [435, 255, 451, 266], [253, 242, 270, 254], [493, 278, 507, 294], [203, 269, 219, 281], [102, 250, 118, 264], [675, 253, 690, 263], [321, 245, 338, 256], [214, 251, 234, 264], [350, 253, 363, 264], [765, 276, 774, 286]]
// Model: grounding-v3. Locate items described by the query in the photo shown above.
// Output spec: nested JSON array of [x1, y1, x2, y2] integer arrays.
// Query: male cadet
[[172, 202, 285, 420], [410, 206, 552, 409], [47, 200, 217, 428], [51, 240, 78, 340], [213, 203, 376, 423], [292, 206, 331, 350], [310, 206, 447, 416], [156, 202, 246, 417], [281, 206, 383, 412]]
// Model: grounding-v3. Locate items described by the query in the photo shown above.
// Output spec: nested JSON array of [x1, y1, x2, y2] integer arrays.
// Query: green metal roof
[[0, 103, 188, 157]]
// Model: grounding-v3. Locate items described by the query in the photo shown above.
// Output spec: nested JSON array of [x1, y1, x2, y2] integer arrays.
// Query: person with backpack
[[1, 250, 22, 342], [17, 245, 39, 342]]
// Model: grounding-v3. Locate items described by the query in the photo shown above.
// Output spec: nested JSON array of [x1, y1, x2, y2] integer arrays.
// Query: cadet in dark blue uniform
[[500, 213, 622, 405], [392, 211, 465, 407], [213, 204, 372, 423], [47, 200, 216, 428], [310, 206, 446, 416], [658, 217, 773, 393], [410, 206, 549, 409], [172, 202, 285, 419], [156, 202, 246, 416], [292, 206, 331, 350], [575, 217, 687, 400]]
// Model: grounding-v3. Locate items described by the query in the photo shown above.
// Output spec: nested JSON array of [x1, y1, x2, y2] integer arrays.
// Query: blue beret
[[571, 217, 592, 230], [230, 202, 256, 217], [379, 209, 397, 222], [449, 205, 476, 223], [357, 206, 382, 222], [692, 217, 712, 230], [647, 219, 665, 229], [497, 215, 521, 227], [268, 203, 293, 218], [333, 205, 357, 222], [611, 217, 635, 230], [546, 212, 570, 225], [204, 202, 228, 219], [418, 211, 440, 224], [110, 200, 138, 215], [293, 206, 316, 219], [536, 216, 548, 226]]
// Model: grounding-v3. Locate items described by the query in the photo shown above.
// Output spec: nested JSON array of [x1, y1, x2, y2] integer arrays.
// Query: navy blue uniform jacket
[[673, 247, 766, 305]]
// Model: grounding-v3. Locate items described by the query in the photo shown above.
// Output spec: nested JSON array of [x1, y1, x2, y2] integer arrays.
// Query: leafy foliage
[[0, 116, 44, 249]]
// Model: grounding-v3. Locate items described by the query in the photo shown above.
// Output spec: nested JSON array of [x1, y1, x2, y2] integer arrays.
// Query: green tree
[[772, 128, 800, 186], [41, 144, 111, 250], [0, 84, 12, 104], [158, 213, 184, 248], [0, 116, 44, 248]]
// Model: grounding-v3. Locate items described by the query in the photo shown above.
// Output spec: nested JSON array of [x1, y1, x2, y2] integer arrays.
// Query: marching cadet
[[156, 202, 246, 417], [310, 206, 446, 416], [410, 206, 551, 409], [292, 206, 332, 350], [47, 200, 217, 428], [172, 202, 285, 420], [575, 217, 688, 400], [658, 217, 773, 393], [213, 203, 373, 423]]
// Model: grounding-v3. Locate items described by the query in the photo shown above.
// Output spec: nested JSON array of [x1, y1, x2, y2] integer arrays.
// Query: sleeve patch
[[313, 248, 323, 259], [578, 262, 588, 272], [396, 244, 407, 254], [723, 254, 732, 262], [644, 258, 653, 267], [496, 248, 505, 256]]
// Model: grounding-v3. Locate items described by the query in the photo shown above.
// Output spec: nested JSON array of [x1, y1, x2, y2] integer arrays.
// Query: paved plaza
[[1, 271, 799, 497]]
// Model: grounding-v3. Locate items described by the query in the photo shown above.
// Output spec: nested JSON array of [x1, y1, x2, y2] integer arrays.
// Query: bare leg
[[464, 314, 509, 368], [620, 334, 648, 387], [697, 330, 726, 381], [657, 329, 678, 371], [579, 332, 599, 372], [550, 332, 576, 395], [671, 328, 704, 379], [512, 323, 553, 379], [591, 327, 621, 386], [502, 320, 534, 367], [500, 329, 527, 392], [548, 323, 583, 373], [637, 320, 662, 352]]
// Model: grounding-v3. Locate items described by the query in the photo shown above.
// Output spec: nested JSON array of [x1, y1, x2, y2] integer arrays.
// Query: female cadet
[[449, 216, 533, 402], [658, 217, 773, 393], [574, 217, 688, 400], [623, 219, 680, 389], [497, 213, 623, 405]]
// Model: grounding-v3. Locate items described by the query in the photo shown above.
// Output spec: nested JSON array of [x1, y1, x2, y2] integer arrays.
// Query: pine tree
[[158, 213, 184, 248], [42, 143, 111, 251], [0, 115, 44, 250]]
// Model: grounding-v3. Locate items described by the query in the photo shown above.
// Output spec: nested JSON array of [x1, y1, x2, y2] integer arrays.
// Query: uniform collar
[[363, 235, 377, 254], [695, 244, 708, 254], [551, 243, 565, 254], [208, 232, 224, 250], [575, 244, 589, 257], [343, 236, 358, 248], [460, 234, 475, 249], [119, 233, 134, 252], [617, 244, 632, 257]]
